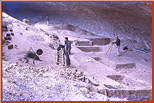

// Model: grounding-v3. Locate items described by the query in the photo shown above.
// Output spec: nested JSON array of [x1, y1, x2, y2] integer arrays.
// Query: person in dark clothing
[[64, 37, 71, 67], [112, 36, 121, 56], [24, 47, 43, 64], [46, 16, 50, 26]]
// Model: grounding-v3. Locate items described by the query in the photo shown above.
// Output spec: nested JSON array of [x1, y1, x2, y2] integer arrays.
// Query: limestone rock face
[[2, 2, 152, 50]]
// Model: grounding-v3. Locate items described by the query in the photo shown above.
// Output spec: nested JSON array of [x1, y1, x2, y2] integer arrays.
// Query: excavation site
[[2, 2, 152, 101]]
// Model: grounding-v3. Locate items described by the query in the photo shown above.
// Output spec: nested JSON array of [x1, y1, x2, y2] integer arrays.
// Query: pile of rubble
[[2, 60, 127, 101]]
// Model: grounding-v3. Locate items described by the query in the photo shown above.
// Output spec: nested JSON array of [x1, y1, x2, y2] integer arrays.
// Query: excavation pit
[[98, 89, 152, 101], [116, 63, 136, 69], [107, 75, 124, 82], [93, 57, 101, 61], [107, 74, 148, 90], [77, 46, 101, 52], [74, 41, 93, 46], [88, 38, 111, 45]]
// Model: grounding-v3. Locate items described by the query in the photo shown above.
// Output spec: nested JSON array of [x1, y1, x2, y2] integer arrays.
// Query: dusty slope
[[2, 12, 122, 101]]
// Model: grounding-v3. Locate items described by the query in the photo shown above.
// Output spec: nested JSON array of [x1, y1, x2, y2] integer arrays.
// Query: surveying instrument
[[105, 43, 115, 56]]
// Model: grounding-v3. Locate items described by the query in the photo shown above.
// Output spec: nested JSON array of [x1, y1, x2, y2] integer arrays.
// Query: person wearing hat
[[64, 37, 71, 67], [112, 36, 121, 56], [24, 47, 43, 64]]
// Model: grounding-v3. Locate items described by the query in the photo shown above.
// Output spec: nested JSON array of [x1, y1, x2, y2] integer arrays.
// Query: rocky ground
[[3, 61, 115, 101], [2, 2, 152, 101]]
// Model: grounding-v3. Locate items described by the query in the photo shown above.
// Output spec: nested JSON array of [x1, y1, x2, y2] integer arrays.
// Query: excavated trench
[[103, 74, 151, 101], [98, 89, 152, 101], [74, 41, 93, 46], [89, 57, 151, 101], [75, 38, 110, 46], [91, 51, 149, 89], [76, 37, 110, 52], [88, 38, 111, 46], [106, 74, 147, 88], [93, 57, 136, 70], [116, 63, 136, 69]]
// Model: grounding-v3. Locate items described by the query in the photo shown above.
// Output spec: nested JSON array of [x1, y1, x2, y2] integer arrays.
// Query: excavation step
[[77, 46, 102, 52]]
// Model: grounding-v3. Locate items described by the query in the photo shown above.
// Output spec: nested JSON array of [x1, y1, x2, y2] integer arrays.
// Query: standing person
[[112, 36, 121, 56], [64, 37, 71, 67], [46, 16, 50, 26]]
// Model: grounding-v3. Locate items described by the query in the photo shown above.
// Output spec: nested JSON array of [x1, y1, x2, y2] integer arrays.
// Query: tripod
[[105, 43, 114, 56]]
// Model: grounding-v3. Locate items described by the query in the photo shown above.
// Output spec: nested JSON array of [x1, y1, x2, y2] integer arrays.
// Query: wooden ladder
[[56, 49, 65, 66]]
